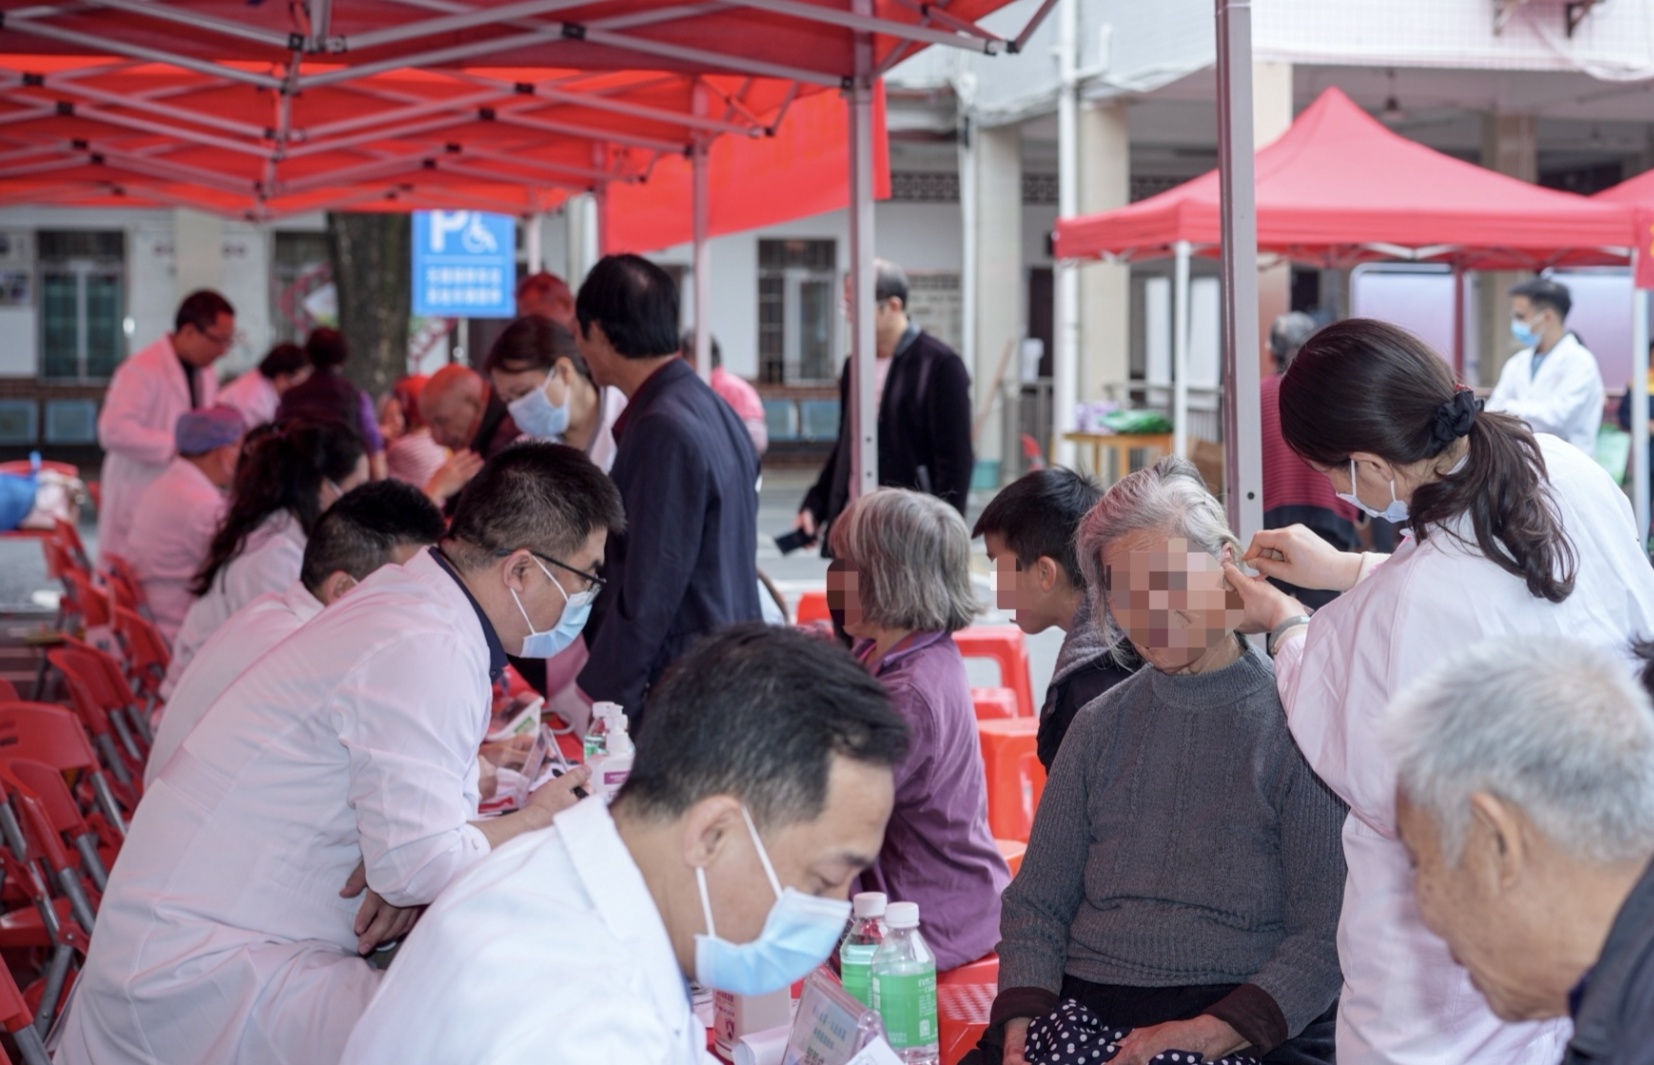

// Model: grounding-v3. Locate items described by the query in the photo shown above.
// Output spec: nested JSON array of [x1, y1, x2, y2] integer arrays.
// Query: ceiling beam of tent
[[0, 154, 90, 178], [439, 160, 590, 190], [30, 77, 274, 141], [466, 75, 766, 138], [460, 146, 620, 183], [68, 0, 294, 50], [331, 0, 593, 52], [300, 89, 505, 141], [86, 146, 258, 194], [49, 100, 272, 158], [579, 27, 845, 87], [493, 109, 687, 154], [722, 0, 1002, 53], [300, 30, 577, 88], [1013, 0, 1062, 52], [276, 150, 468, 193], [890, 0, 1000, 42], [0, 16, 286, 90], [284, 114, 478, 158]]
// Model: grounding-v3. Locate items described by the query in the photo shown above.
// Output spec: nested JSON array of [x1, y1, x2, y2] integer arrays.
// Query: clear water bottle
[[838, 891, 888, 1007], [870, 901, 939, 1065]]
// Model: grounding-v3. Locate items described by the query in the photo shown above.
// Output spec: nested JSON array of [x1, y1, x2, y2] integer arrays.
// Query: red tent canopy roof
[[1055, 87, 1635, 271], [1596, 168, 1654, 207]]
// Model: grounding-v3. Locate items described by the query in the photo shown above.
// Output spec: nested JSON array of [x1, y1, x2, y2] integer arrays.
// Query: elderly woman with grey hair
[[1387, 636, 1654, 1065], [828, 488, 1010, 971], [970, 457, 1346, 1065]]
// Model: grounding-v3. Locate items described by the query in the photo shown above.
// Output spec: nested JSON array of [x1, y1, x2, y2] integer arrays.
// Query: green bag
[[1101, 409, 1174, 435], [1596, 425, 1631, 486]]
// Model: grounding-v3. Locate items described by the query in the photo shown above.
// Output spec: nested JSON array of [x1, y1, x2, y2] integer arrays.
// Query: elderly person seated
[[1387, 636, 1654, 1065], [972, 456, 1346, 1065], [828, 487, 1010, 971]]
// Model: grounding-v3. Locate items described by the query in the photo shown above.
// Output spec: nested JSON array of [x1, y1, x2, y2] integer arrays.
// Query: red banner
[[1637, 210, 1654, 291]]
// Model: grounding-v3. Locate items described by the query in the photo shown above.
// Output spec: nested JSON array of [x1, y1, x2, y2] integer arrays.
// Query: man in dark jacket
[[573, 254, 762, 729], [795, 259, 973, 552], [1388, 636, 1654, 1065]]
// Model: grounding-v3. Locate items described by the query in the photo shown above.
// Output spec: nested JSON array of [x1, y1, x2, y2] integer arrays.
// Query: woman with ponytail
[[1223, 319, 1654, 1065], [164, 417, 369, 688]]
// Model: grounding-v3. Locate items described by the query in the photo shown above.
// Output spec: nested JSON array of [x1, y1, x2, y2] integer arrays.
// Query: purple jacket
[[856, 630, 1010, 971]]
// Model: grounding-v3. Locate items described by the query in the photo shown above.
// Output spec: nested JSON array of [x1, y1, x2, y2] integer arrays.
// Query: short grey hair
[[828, 488, 980, 634], [1075, 455, 1242, 660], [1384, 637, 1654, 866]]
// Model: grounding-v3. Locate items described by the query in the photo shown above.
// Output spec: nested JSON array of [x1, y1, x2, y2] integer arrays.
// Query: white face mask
[[1335, 457, 1409, 523], [507, 376, 572, 440]]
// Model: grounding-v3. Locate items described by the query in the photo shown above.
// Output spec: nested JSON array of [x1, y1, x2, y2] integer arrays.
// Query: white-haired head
[[1384, 636, 1654, 866]]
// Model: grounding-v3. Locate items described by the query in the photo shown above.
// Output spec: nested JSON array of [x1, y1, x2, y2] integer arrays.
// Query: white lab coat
[[54, 550, 495, 1065], [165, 511, 306, 694], [217, 370, 280, 429], [96, 335, 218, 562], [1273, 435, 1654, 1065], [1486, 332, 1605, 454], [541, 386, 625, 473], [340, 797, 712, 1065], [145, 581, 323, 787], [125, 457, 226, 643]]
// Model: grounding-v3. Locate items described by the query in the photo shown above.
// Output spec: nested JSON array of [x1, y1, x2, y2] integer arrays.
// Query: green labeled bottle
[[870, 901, 939, 1065], [838, 891, 887, 1007]]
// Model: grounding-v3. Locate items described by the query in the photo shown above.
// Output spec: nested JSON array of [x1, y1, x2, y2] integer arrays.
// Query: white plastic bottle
[[585, 705, 634, 801], [870, 901, 939, 1065], [838, 891, 888, 1007]]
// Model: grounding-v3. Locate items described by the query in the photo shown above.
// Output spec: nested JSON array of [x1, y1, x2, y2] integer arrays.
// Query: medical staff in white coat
[[146, 480, 444, 786], [1487, 277, 1605, 455], [217, 341, 312, 429], [55, 443, 623, 1065], [1221, 319, 1654, 1065], [96, 289, 233, 562], [125, 407, 243, 642], [165, 417, 368, 691], [486, 314, 624, 473], [342, 624, 908, 1065]]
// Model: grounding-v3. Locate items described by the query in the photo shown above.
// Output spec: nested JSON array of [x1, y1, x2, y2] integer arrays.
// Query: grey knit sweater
[[996, 641, 1346, 1051]]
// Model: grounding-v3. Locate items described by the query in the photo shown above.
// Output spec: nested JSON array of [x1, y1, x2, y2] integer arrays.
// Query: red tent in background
[[1055, 87, 1633, 271]]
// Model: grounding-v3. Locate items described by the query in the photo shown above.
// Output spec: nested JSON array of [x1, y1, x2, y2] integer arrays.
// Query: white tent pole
[[1215, 0, 1263, 542], [525, 213, 542, 273], [1174, 240, 1192, 460], [849, 3, 878, 501], [1051, 0, 1079, 471], [1633, 282, 1650, 545], [692, 148, 712, 380]]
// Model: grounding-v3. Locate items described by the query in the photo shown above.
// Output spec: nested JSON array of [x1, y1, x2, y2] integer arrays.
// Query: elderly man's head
[[516, 271, 575, 327], [826, 488, 980, 639], [421, 365, 487, 450], [1077, 456, 1244, 674], [1387, 637, 1654, 1021]]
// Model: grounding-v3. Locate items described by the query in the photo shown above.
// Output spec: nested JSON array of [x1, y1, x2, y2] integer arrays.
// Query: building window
[[38, 230, 125, 382], [757, 238, 838, 384], [271, 231, 332, 344]]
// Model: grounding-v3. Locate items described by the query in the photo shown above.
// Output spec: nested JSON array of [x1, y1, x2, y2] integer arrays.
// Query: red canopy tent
[[1055, 86, 1633, 271]]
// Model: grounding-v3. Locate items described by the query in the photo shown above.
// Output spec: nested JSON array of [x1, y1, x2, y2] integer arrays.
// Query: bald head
[[516, 271, 575, 328], [422, 365, 487, 450]]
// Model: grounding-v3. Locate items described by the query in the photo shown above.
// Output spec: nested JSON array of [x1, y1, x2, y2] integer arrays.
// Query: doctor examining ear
[[1218, 318, 1654, 1065]]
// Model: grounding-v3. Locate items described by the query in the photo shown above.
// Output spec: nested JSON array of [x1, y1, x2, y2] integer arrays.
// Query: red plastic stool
[[795, 588, 830, 625], [977, 718, 1046, 843], [939, 953, 998, 1065], [954, 625, 1035, 719], [995, 838, 1027, 877], [971, 687, 1019, 721]]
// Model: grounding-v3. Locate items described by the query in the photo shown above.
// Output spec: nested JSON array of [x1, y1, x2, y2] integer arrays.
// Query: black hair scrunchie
[[1430, 389, 1481, 450]]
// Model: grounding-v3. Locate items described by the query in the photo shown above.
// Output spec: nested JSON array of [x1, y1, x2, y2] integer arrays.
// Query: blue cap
[[175, 406, 245, 456]]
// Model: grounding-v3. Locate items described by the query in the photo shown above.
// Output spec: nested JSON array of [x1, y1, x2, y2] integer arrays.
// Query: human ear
[[1467, 792, 1528, 892], [681, 795, 743, 871], [1036, 557, 1061, 594], [321, 571, 357, 605]]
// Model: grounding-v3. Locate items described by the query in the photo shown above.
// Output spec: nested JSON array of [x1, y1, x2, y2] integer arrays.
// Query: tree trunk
[[326, 212, 411, 400]]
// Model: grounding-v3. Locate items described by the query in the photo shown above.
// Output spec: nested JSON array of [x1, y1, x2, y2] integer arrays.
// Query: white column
[[1634, 286, 1650, 542], [1051, 0, 1080, 470], [1173, 241, 1192, 460], [1077, 102, 1130, 407], [1252, 60, 1293, 379], [848, 4, 878, 501], [525, 213, 543, 273], [172, 208, 223, 302], [973, 122, 1021, 484], [691, 135, 712, 382], [1479, 112, 1538, 386]]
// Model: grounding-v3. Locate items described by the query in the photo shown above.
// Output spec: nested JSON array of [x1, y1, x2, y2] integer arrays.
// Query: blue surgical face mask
[[1335, 457, 1409, 524], [1510, 316, 1540, 348], [509, 556, 595, 658], [507, 376, 571, 440], [693, 805, 852, 996]]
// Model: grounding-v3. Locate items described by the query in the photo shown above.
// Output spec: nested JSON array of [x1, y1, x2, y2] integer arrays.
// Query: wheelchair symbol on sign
[[429, 211, 499, 254]]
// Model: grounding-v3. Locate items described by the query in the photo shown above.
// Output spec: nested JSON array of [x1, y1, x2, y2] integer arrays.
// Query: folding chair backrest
[[112, 606, 169, 688], [0, 960, 49, 1065], [58, 570, 111, 631], [53, 518, 89, 572], [102, 554, 150, 617], [0, 678, 16, 702], [0, 703, 97, 776], [1, 761, 91, 841]]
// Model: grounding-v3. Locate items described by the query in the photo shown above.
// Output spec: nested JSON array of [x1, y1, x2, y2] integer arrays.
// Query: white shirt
[[216, 370, 280, 429], [165, 511, 306, 694], [125, 457, 226, 642], [54, 550, 496, 1065], [96, 335, 218, 561], [1487, 332, 1605, 454], [544, 386, 625, 474], [340, 797, 712, 1065], [1272, 435, 1654, 1065], [145, 581, 324, 787]]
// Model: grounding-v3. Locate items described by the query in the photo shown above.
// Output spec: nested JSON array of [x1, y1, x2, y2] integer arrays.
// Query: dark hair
[[305, 327, 349, 371], [446, 441, 625, 568], [258, 342, 308, 381], [679, 330, 722, 370], [872, 258, 909, 307], [615, 624, 910, 828], [485, 316, 591, 382], [574, 254, 680, 359], [1269, 311, 1318, 367], [1509, 277, 1572, 321], [1281, 318, 1577, 603], [175, 289, 234, 333], [1634, 639, 1654, 703], [299, 480, 444, 593], [191, 418, 367, 596], [972, 467, 1103, 587]]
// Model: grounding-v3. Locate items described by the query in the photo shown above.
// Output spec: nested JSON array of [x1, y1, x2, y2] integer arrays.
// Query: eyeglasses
[[496, 548, 605, 598]]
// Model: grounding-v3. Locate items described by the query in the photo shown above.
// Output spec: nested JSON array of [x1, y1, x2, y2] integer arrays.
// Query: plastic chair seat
[[971, 687, 1019, 721], [994, 838, 1026, 877], [977, 718, 1046, 843], [795, 588, 830, 625], [938, 953, 999, 1065], [953, 626, 1035, 719], [0, 897, 75, 950]]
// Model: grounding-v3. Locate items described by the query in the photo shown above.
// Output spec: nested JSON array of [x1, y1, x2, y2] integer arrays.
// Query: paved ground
[[1, 469, 1061, 696]]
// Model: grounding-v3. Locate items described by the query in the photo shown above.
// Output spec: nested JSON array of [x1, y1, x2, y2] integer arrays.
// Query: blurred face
[[490, 365, 551, 404], [1510, 295, 1557, 344], [423, 392, 482, 451], [826, 559, 866, 635], [175, 313, 236, 368], [985, 531, 1064, 635], [575, 321, 618, 390], [517, 286, 575, 328], [1101, 531, 1242, 674]]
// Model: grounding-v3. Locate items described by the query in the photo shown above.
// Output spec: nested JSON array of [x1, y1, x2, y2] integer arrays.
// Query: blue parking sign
[[412, 211, 516, 318]]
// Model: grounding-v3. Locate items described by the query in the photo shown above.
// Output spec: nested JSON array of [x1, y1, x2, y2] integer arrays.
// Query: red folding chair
[[0, 701, 130, 840], [101, 554, 152, 621], [111, 607, 168, 730], [0, 780, 93, 1035], [51, 519, 90, 576], [24, 651, 142, 818], [1, 760, 112, 893], [0, 956, 51, 1064]]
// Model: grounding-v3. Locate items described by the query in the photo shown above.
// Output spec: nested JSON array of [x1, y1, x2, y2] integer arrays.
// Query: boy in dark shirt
[[974, 467, 1139, 769]]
